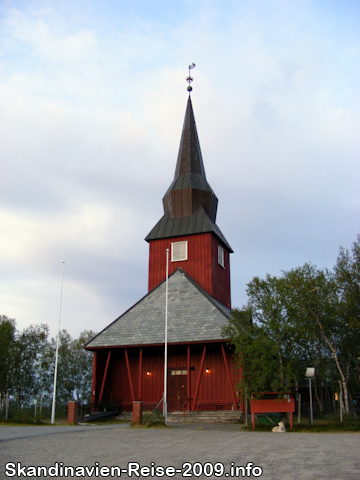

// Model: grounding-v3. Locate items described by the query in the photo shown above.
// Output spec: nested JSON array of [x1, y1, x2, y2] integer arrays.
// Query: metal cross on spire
[[186, 63, 196, 92]]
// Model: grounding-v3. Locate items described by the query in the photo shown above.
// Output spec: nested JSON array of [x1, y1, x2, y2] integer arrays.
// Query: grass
[[88, 417, 129, 425], [242, 417, 360, 432], [130, 422, 169, 428], [0, 417, 128, 427]]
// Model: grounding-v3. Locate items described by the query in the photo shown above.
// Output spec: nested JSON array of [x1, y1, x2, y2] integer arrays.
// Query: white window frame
[[218, 245, 225, 268], [170, 369, 188, 376], [171, 241, 188, 262]]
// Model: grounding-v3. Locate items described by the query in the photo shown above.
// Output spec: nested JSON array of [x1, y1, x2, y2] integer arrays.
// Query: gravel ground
[[0, 423, 359, 479]]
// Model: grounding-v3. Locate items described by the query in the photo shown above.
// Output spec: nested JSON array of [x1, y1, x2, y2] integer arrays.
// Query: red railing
[[182, 397, 192, 421]]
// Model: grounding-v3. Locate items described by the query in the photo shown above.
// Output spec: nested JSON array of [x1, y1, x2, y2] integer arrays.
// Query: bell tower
[[145, 70, 233, 308]]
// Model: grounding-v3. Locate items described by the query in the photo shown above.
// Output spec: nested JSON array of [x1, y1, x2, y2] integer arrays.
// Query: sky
[[1, 0, 359, 340]]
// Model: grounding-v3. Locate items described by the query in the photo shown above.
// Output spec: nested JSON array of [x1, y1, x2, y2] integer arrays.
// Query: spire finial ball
[[186, 63, 195, 92]]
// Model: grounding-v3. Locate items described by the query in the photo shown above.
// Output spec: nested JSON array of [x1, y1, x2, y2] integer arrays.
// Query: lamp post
[[305, 367, 315, 424]]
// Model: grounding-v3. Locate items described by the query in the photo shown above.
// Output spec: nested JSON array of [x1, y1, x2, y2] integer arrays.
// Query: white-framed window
[[171, 241, 188, 262], [170, 369, 188, 376], [218, 245, 225, 268]]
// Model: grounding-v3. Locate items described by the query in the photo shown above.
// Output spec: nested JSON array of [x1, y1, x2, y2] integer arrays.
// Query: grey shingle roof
[[145, 206, 233, 252], [85, 268, 231, 349]]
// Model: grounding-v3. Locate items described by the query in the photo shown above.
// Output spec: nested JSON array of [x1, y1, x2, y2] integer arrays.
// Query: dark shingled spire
[[162, 97, 218, 222], [145, 95, 233, 252]]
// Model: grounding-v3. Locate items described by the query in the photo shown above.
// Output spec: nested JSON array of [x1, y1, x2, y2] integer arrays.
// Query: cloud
[[0, 0, 359, 337]]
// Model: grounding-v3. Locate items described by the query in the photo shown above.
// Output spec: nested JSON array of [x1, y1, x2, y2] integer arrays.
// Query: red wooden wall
[[148, 233, 231, 308], [94, 343, 241, 411], [210, 235, 231, 309]]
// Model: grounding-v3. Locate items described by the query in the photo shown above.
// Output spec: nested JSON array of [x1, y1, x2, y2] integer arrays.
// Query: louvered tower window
[[171, 241, 188, 262]]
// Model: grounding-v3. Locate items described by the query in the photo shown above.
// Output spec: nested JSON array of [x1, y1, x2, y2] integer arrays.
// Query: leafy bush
[[141, 409, 164, 427], [2, 408, 42, 424]]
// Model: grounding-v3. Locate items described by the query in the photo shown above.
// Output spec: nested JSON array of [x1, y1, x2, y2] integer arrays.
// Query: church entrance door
[[168, 370, 187, 411]]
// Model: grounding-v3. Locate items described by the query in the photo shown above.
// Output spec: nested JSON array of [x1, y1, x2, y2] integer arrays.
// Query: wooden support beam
[[221, 343, 238, 410], [91, 351, 97, 410], [138, 348, 142, 401], [99, 350, 111, 403], [187, 346, 191, 411], [125, 349, 135, 402], [193, 345, 206, 410]]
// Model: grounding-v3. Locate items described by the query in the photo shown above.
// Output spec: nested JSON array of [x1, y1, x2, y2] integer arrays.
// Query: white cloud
[[0, 0, 359, 337]]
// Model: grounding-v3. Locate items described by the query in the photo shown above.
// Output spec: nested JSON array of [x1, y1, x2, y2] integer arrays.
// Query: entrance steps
[[167, 410, 242, 424], [116, 410, 242, 423], [116, 412, 133, 421]]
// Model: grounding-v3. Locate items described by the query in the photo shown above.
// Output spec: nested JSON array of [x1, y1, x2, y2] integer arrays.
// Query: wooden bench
[[251, 396, 295, 429]]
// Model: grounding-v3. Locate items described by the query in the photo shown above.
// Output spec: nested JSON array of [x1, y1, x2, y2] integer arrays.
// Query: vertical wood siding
[[148, 233, 231, 308], [148, 233, 212, 294], [95, 343, 241, 411], [211, 236, 231, 308]]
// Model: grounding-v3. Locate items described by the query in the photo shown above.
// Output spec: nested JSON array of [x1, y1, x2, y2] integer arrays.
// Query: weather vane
[[186, 63, 196, 92]]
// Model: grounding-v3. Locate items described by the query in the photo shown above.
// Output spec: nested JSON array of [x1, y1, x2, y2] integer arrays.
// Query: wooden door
[[168, 375, 187, 411]]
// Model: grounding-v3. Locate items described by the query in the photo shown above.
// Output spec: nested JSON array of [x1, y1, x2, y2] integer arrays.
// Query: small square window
[[218, 245, 225, 268], [171, 241, 188, 262]]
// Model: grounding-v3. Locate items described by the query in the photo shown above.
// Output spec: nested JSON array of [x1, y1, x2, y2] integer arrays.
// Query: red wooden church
[[86, 90, 241, 414]]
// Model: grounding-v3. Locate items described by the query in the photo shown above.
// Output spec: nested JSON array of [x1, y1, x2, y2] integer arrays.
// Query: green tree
[[226, 237, 360, 414], [334, 235, 360, 395], [12, 324, 50, 407], [284, 254, 360, 414], [70, 330, 95, 403], [0, 316, 96, 412], [48, 329, 96, 406], [224, 274, 305, 396], [282, 264, 347, 410], [223, 307, 300, 394], [0, 315, 17, 409]]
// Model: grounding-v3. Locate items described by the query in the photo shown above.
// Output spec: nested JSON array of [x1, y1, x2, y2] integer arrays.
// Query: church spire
[[162, 96, 218, 221], [146, 72, 233, 304]]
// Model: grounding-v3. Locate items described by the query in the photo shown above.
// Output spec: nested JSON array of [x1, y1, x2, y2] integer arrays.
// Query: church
[[85, 80, 241, 414]]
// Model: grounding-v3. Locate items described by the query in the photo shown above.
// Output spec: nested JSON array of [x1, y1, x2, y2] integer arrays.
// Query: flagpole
[[51, 261, 65, 425], [163, 249, 169, 424]]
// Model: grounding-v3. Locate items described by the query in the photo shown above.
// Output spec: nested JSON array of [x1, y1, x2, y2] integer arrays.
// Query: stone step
[[168, 410, 242, 424], [116, 410, 242, 424], [115, 412, 133, 421]]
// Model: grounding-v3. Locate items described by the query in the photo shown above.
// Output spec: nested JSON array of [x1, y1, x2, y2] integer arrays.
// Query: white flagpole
[[163, 249, 169, 424], [51, 261, 65, 425]]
